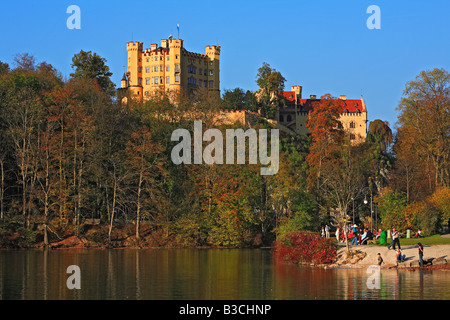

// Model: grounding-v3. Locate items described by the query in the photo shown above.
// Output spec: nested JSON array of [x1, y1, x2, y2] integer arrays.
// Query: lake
[[0, 248, 449, 300]]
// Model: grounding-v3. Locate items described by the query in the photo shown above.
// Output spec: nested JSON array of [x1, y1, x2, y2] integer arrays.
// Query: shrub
[[274, 231, 337, 264]]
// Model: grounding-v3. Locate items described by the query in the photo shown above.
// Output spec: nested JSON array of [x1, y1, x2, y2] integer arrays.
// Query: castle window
[[146, 67, 150, 73], [287, 115, 292, 122], [145, 78, 150, 85], [175, 55, 179, 59], [175, 64, 180, 71], [350, 134, 356, 140], [166, 66, 170, 72], [144, 91, 149, 96], [154, 77, 159, 84], [279, 114, 284, 122], [209, 70, 214, 76], [209, 61, 213, 66], [204, 80, 207, 87], [154, 66, 158, 72], [138, 67, 142, 73], [188, 66, 196, 74], [188, 77, 196, 85], [138, 78, 142, 85], [160, 76, 164, 83], [350, 121, 356, 129], [338, 121, 344, 129], [199, 68, 202, 76], [175, 75, 180, 82], [166, 76, 170, 84], [209, 80, 213, 88], [146, 58, 149, 62]]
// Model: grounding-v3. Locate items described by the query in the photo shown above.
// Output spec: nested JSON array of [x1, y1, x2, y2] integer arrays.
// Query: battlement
[[127, 41, 143, 50], [205, 45, 221, 56]]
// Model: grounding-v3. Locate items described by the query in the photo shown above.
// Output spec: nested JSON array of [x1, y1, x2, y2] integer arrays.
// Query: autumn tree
[[396, 68, 450, 189]]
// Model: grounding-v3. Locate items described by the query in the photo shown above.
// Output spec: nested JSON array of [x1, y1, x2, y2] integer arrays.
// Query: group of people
[[377, 242, 424, 267], [321, 224, 427, 267], [329, 224, 379, 245]]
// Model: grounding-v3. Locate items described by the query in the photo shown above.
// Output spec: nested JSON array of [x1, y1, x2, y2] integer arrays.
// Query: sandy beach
[[336, 243, 450, 268]]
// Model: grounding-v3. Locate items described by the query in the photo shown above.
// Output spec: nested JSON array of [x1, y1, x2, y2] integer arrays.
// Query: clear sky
[[0, 0, 449, 129]]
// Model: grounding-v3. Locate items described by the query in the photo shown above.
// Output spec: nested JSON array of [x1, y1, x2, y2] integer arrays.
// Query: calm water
[[0, 248, 449, 300]]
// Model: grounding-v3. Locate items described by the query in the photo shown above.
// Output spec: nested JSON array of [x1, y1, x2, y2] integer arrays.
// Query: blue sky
[[0, 0, 449, 129]]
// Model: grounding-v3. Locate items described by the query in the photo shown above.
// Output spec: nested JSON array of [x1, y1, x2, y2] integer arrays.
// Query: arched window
[[279, 114, 284, 122], [350, 121, 356, 129]]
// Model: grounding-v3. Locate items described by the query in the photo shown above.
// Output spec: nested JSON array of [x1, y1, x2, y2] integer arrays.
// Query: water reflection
[[0, 249, 449, 300]]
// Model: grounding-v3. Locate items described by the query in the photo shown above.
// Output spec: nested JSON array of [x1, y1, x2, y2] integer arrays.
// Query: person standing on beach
[[388, 227, 401, 250], [418, 243, 424, 267]]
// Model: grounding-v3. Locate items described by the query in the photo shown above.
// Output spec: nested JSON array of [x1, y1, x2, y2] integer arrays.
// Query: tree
[[367, 119, 393, 153], [255, 62, 286, 118], [0, 61, 9, 75], [396, 68, 450, 188], [4, 72, 43, 223], [366, 119, 394, 193], [125, 126, 165, 242], [376, 187, 407, 229], [222, 88, 246, 110], [70, 50, 115, 95], [13, 53, 36, 71]]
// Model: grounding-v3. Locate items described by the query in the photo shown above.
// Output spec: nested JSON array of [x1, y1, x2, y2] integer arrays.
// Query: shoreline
[[330, 243, 450, 270]]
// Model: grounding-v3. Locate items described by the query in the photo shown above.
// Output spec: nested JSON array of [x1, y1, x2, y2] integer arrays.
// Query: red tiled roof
[[281, 91, 366, 113]]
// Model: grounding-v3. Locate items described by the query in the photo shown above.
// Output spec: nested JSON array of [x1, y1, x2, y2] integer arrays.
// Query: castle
[[120, 37, 367, 141], [276, 86, 368, 141], [121, 37, 220, 100]]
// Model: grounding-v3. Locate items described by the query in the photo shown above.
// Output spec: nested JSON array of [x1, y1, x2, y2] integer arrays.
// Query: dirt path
[[336, 244, 450, 268]]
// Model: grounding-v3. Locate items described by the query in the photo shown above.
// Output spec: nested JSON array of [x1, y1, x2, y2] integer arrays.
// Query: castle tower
[[205, 45, 221, 97], [126, 41, 143, 99], [121, 73, 128, 89], [291, 85, 302, 99]]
